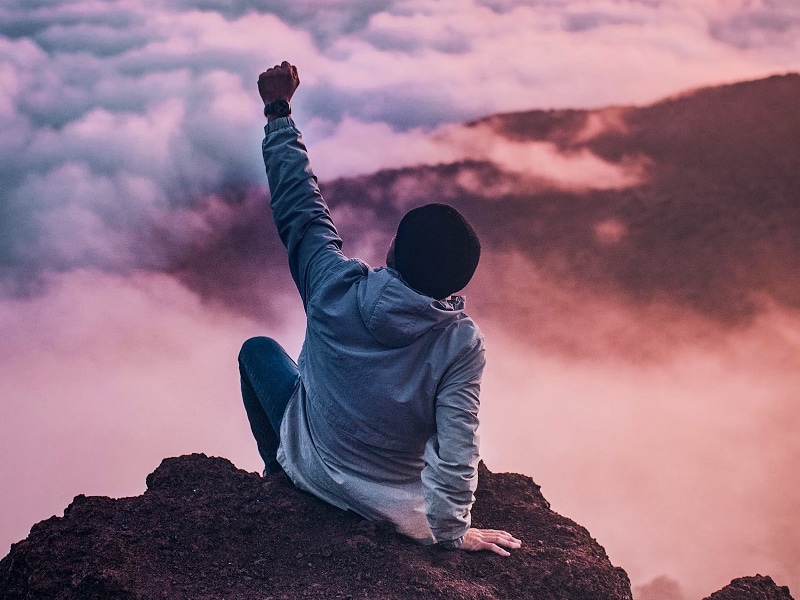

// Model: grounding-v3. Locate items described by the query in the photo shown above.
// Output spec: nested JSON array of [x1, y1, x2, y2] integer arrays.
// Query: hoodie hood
[[357, 268, 465, 348]]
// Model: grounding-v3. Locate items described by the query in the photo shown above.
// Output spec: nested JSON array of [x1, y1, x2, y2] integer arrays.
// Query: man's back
[[303, 264, 483, 477], [263, 121, 484, 542], [244, 60, 520, 556]]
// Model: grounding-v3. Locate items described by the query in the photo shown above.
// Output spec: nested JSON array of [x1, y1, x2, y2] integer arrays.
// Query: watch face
[[269, 99, 291, 116]]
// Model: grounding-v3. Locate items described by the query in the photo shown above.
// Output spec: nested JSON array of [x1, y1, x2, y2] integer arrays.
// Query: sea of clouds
[[2, 1, 800, 598]]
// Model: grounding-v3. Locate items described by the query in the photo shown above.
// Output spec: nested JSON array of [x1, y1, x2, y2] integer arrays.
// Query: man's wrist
[[264, 99, 291, 120]]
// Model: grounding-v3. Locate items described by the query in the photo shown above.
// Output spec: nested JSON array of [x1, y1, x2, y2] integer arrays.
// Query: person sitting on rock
[[238, 60, 521, 556]]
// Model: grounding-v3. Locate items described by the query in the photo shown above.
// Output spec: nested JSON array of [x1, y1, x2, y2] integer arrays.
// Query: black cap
[[393, 204, 481, 299]]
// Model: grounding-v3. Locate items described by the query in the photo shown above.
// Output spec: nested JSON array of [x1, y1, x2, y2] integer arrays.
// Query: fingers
[[460, 528, 522, 556], [473, 539, 512, 557], [484, 530, 522, 549], [258, 62, 299, 84], [474, 529, 522, 544], [488, 543, 511, 557], [264, 62, 294, 74], [259, 66, 283, 79]]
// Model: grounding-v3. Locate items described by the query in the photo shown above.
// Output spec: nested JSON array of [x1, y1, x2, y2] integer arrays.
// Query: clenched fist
[[258, 61, 300, 106]]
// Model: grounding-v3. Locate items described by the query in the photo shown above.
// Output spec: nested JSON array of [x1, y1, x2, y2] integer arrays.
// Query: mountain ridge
[[317, 71, 800, 345]]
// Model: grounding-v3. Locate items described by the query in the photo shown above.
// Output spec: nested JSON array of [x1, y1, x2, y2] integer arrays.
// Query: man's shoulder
[[311, 253, 370, 286], [431, 311, 485, 368], [436, 303, 483, 336], [304, 254, 373, 312]]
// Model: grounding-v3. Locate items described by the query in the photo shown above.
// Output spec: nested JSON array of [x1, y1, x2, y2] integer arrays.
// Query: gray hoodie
[[264, 117, 484, 544]]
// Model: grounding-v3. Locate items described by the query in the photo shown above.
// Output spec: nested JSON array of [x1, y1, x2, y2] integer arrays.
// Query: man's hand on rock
[[460, 528, 522, 557], [258, 61, 299, 107]]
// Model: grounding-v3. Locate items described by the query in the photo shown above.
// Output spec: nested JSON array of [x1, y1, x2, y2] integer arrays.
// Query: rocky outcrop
[[0, 454, 632, 600], [703, 575, 794, 600], [1, 455, 793, 600]]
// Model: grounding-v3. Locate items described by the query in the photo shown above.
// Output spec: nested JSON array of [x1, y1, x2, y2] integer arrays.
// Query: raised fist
[[258, 61, 300, 105]]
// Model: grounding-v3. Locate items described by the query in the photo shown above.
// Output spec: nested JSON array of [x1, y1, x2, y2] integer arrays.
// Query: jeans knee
[[239, 336, 281, 365]]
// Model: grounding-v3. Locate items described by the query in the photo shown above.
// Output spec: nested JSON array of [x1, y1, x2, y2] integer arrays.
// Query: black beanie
[[393, 203, 481, 299]]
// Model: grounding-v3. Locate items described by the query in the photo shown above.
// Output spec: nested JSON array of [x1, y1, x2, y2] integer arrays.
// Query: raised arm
[[258, 61, 346, 307]]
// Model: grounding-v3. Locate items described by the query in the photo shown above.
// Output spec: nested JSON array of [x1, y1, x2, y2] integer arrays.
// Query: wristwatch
[[264, 99, 291, 118]]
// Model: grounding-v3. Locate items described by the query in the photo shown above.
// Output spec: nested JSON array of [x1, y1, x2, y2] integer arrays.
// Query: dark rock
[[703, 575, 794, 600], [3, 455, 791, 600], [1, 454, 633, 600]]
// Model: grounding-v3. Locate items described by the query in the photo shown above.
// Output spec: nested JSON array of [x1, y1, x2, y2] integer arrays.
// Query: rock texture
[[0, 454, 633, 600], [2, 455, 794, 600], [703, 575, 794, 600]]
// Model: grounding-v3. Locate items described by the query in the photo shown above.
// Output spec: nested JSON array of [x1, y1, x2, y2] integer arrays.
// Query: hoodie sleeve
[[421, 333, 485, 543], [262, 117, 346, 309]]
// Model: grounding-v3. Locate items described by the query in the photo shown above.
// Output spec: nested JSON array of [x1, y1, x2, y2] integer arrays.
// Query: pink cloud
[[476, 302, 800, 599], [0, 269, 305, 554], [306, 117, 646, 188]]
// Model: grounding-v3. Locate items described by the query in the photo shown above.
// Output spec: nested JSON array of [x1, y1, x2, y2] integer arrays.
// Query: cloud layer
[[2, 1, 800, 598], [3, 0, 799, 297]]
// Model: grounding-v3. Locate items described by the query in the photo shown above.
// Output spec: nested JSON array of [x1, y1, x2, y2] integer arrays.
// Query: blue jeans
[[238, 337, 299, 475]]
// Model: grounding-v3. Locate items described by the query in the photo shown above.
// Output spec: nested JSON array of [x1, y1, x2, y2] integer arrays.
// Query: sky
[[2, 1, 800, 598]]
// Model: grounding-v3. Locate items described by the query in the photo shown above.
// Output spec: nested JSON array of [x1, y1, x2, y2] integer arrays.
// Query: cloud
[[0, 94, 264, 285], [0, 268, 304, 554], [29, 20, 152, 57], [634, 576, 686, 600], [441, 123, 646, 189], [477, 306, 800, 598], [306, 117, 646, 188], [281, 0, 800, 120], [170, 0, 392, 49], [709, 1, 800, 50], [563, 9, 643, 32]]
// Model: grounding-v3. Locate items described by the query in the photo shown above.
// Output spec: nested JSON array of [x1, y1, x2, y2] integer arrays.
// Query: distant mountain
[[163, 74, 800, 357], [321, 73, 800, 331]]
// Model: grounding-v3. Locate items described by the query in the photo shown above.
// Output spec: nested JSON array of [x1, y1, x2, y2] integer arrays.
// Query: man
[[239, 61, 521, 556]]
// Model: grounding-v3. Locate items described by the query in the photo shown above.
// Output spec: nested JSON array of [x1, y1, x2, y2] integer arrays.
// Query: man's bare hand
[[258, 61, 299, 105], [460, 528, 522, 557]]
